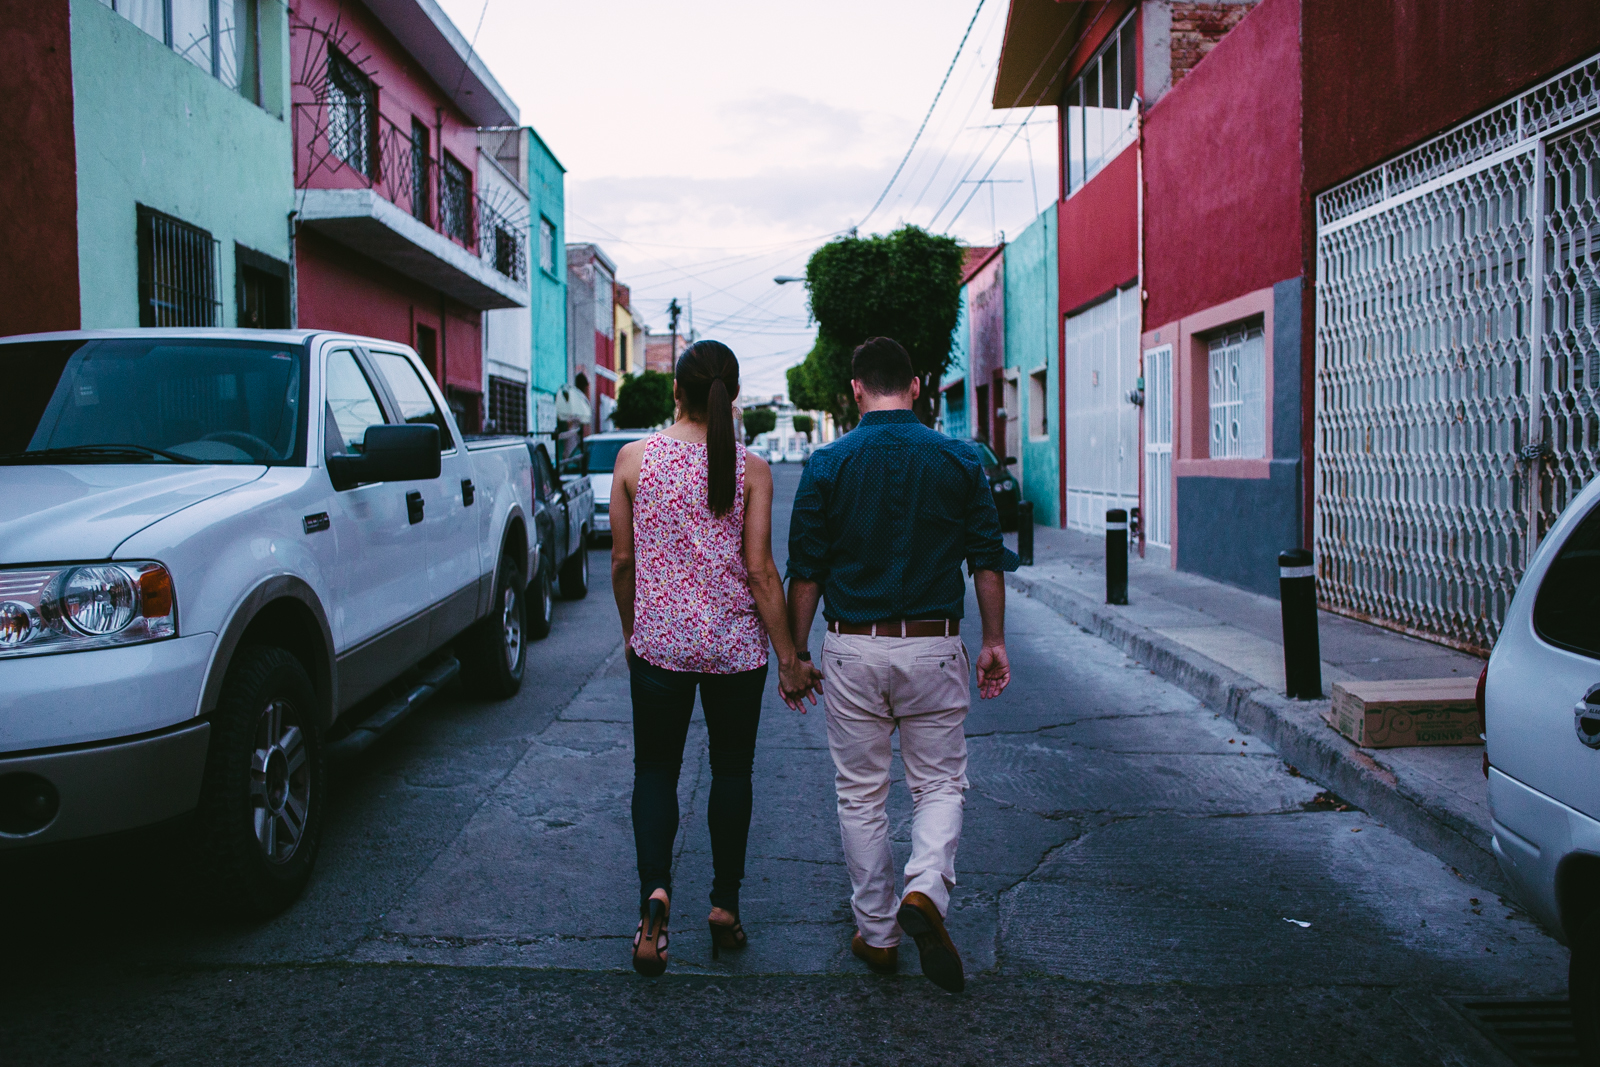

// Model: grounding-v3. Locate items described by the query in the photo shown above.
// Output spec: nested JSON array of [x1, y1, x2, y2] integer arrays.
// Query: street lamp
[[773, 276, 804, 284]]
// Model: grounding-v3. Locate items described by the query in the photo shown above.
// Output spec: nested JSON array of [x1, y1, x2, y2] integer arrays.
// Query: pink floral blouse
[[630, 434, 768, 674]]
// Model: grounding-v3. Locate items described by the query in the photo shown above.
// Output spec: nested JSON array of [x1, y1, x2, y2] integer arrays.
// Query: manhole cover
[[1451, 999, 1578, 1066]]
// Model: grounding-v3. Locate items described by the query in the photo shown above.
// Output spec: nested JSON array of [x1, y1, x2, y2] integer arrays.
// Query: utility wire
[[857, 0, 988, 230]]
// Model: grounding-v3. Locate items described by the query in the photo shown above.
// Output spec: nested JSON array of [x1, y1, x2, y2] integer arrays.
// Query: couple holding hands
[[609, 335, 1018, 993]]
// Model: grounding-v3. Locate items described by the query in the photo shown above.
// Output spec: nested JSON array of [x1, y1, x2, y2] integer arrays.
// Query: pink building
[[289, 0, 529, 431]]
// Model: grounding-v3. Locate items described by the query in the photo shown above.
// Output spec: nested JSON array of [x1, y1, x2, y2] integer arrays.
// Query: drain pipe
[[287, 209, 299, 328], [1134, 94, 1147, 559]]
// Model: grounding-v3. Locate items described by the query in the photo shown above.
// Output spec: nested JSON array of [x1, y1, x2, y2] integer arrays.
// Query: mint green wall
[[528, 129, 567, 396], [71, 0, 293, 329], [1004, 207, 1059, 526]]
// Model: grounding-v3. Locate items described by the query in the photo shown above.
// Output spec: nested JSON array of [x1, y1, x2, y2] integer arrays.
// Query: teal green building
[[527, 128, 568, 416], [1004, 208, 1060, 526]]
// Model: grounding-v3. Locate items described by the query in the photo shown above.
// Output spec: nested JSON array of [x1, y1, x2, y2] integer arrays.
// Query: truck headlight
[[0, 562, 176, 658]]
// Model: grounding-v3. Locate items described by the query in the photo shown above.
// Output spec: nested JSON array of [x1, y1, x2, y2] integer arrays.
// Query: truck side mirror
[[328, 424, 441, 491]]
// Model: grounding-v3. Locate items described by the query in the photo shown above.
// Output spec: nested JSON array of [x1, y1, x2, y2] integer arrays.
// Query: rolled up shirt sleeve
[[963, 460, 1021, 574], [786, 460, 832, 583]]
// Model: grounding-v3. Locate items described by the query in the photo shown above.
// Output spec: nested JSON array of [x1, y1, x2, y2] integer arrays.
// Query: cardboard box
[[1325, 678, 1482, 748]]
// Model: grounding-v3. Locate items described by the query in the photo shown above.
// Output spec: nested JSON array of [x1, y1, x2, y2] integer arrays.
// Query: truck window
[[534, 447, 559, 503], [369, 351, 453, 451], [325, 351, 386, 456], [1535, 501, 1600, 660]]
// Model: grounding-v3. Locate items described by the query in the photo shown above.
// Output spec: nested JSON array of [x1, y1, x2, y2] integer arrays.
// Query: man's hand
[[779, 658, 824, 712], [975, 642, 1010, 699]]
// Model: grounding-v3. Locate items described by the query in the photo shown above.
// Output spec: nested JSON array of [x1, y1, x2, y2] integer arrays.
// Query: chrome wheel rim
[[249, 699, 309, 864], [502, 583, 523, 669]]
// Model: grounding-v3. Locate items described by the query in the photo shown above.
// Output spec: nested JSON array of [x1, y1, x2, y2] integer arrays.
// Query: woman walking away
[[609, 340, 819, 977]]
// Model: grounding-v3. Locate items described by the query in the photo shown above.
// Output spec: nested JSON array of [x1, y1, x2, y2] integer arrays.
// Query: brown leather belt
[[828, 618, 959, 637]]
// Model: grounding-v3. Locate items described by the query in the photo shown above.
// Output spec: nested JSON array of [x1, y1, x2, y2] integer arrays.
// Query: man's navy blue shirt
[[786, 409, 1019, 622]]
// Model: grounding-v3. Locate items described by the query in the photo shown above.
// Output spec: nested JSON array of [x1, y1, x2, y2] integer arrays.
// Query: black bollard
[[1017, 501, 1034, 565], [1105, 508, 1128, 605], [1278, 548, 1324, 699]]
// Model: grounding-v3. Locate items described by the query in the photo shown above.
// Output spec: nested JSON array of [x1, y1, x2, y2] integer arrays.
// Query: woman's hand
[[778, 657, 824, 712]]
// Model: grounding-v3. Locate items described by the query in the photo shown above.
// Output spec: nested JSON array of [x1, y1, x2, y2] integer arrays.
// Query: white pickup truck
[[0, 329, 537, 914]]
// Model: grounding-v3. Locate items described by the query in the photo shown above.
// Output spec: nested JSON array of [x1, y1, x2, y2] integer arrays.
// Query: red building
[[996, 0, 1600, 650], [290, 0, 529, 431]]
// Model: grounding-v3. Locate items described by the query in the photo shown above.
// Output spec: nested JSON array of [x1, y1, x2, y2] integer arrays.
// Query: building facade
[[994, 0, 1600, 647], [1004, 208, 1060, 525], [565, 243, 617, 432], [2, 0, 295, 337], [477, 128, 532, 434], [289, 0, 528, 432]]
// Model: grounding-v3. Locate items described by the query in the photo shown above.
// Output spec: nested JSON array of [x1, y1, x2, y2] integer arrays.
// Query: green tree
[[803, 225, 966, 426], [742, 407, 776, 443], [791, 414, 814, 436], [787, 341, 855, 426], [613, 370, 675, 429]]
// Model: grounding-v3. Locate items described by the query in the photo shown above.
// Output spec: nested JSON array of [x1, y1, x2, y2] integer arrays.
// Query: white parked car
[[577, 429, 650, 539], [1486, 471, 1600, 1054], [0, 329, 537, 915]]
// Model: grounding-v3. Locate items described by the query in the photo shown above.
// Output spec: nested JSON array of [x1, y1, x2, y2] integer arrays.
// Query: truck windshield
[[0, 338, 308, 465]]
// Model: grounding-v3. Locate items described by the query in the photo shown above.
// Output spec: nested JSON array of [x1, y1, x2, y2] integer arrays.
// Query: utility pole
[[687, 292, 696, 343], [667, 298, 682, 362]]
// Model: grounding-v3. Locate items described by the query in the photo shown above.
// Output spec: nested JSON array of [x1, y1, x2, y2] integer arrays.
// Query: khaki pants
[[821, 631, 970, 948]]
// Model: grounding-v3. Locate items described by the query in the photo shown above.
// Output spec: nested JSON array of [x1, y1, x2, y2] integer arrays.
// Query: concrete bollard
[[1278, 548, 1324, 699], [1017, 501, 1034, 565], [1105, 509, 1128, 605]]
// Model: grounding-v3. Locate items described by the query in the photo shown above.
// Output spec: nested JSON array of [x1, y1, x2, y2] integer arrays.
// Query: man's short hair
[[852, 337, 915, 396]]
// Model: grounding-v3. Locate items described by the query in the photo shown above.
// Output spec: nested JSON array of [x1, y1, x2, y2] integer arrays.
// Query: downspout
[[1135, 93, 1146, 558], [287, 210, 299, 327]]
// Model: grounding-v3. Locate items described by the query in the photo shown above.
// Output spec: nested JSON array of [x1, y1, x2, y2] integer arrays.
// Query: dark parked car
[[524, 439, 595, 637], [967, 440, 1020, 531]]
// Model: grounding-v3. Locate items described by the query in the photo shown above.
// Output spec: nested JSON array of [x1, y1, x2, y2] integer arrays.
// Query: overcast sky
[[435, 0, 1056, 396]]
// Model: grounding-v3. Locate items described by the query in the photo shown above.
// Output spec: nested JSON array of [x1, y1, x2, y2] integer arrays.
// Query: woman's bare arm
[[610, 439, 646, 646], [741, 456, 815, 707]]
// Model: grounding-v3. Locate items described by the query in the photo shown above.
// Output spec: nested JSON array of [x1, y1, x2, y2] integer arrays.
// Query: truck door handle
[[406, 490, 424, 525], [1575, 685, 1600, 749]]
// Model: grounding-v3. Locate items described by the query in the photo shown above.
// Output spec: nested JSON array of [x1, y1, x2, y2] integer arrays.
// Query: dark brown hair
[[852, 336, 915, 395], [675, 340, 741, 516]]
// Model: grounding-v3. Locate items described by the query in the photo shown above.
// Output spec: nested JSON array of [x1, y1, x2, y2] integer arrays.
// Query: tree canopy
[[790, 225, 966, 426], [613, 370, 675, 429], [742, 407, 776, 442]]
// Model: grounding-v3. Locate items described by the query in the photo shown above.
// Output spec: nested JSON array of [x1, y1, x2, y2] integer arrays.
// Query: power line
[[857, 0, 988, 230]]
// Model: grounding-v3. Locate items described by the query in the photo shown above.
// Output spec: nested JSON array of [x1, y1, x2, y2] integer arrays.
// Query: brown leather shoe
[[851, 933, 899, 974], [896, 891, 964, 992]]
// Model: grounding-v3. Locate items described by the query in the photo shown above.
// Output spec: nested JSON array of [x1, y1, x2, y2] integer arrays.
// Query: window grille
[[1143, 344, 1173, 548], [137, 206, 221, 327], [409, 119, 431, 223], [1314, 53, 1600, 652], [1207, 325, 1265, 459], [1060, 11, 1137, 196], [101, 0, 260, 102], [325, 48, 374, 177], [439, 154, 472, 245], [539, 217, 556, 274], [487, 376, 528, 435]]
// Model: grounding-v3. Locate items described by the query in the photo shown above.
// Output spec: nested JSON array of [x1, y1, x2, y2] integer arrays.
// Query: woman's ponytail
[[674, 340, 741, 517]]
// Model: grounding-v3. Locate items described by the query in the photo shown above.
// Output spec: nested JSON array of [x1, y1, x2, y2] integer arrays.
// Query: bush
[[792, 414, 814, 436], [614, 371, 675, 429], [743, 407, 777, 442]]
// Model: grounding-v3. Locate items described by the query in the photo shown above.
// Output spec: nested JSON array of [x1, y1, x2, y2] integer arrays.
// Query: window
[[370, 351, 454, 450], [414, 324, 438, 379], [409, 119, 431, 222], [235, 245, 289, 328], [1535, 502, 1600, 659], [440, 154, 472, 245], [138, 206, 220, 327], [1028, 368, 1048, 439], [487, 375, 528, 435], [1061, 12, 1138, 196], [975, 383, 990, 443], [101, 0, 260, 102], [1207, 324, 1266, 459], [617, 332, 629, 373], [324, 350, 385, 457], [494, 225, 520, 280], [325, 48, 374, 177], [532, 444, 558, 503], [539, 217, 557, 275]]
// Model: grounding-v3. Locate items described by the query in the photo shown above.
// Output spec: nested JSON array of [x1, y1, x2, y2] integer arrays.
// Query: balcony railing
[[293, 101, 527, 285]]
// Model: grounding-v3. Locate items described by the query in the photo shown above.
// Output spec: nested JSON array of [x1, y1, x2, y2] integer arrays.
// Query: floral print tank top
[[631, 434, 768, 674]]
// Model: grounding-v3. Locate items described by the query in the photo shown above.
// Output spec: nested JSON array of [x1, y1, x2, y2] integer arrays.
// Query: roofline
[[566, 243, 618, 276], [961, 244, 1005, 285], [363, 0, 519, 128], [478, 124, 568, 175], [992, 0, 1089, 109]]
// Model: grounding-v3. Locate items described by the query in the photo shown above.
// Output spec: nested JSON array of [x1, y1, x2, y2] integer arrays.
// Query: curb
[[1006, 569, 1507, 893]]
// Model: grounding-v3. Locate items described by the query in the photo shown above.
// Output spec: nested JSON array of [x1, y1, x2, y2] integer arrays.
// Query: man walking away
[[786, 336, 1017, 993]]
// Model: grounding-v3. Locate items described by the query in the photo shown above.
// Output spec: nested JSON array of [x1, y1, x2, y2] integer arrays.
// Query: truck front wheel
[[195, 646, 326, 917], [560, 538, 590, 600], [459, 556, 527, 698]]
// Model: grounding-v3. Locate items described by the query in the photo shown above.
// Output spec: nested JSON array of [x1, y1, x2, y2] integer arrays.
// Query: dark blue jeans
[[628, 648, 767, 915]]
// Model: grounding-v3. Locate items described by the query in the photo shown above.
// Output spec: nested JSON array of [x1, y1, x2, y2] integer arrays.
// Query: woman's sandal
[[632, 896, 670, 977], [708, 913, 747, 960]]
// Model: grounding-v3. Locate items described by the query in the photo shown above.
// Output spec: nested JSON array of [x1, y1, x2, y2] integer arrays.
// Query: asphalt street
[[0, 464, 1569, 1066]]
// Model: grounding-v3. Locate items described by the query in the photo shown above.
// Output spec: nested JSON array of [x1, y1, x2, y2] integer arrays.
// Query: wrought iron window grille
[[137, 205, 221, 328]]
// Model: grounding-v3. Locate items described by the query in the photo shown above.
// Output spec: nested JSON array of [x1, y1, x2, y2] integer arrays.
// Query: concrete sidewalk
[[1002, 523, 1501, 890]]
